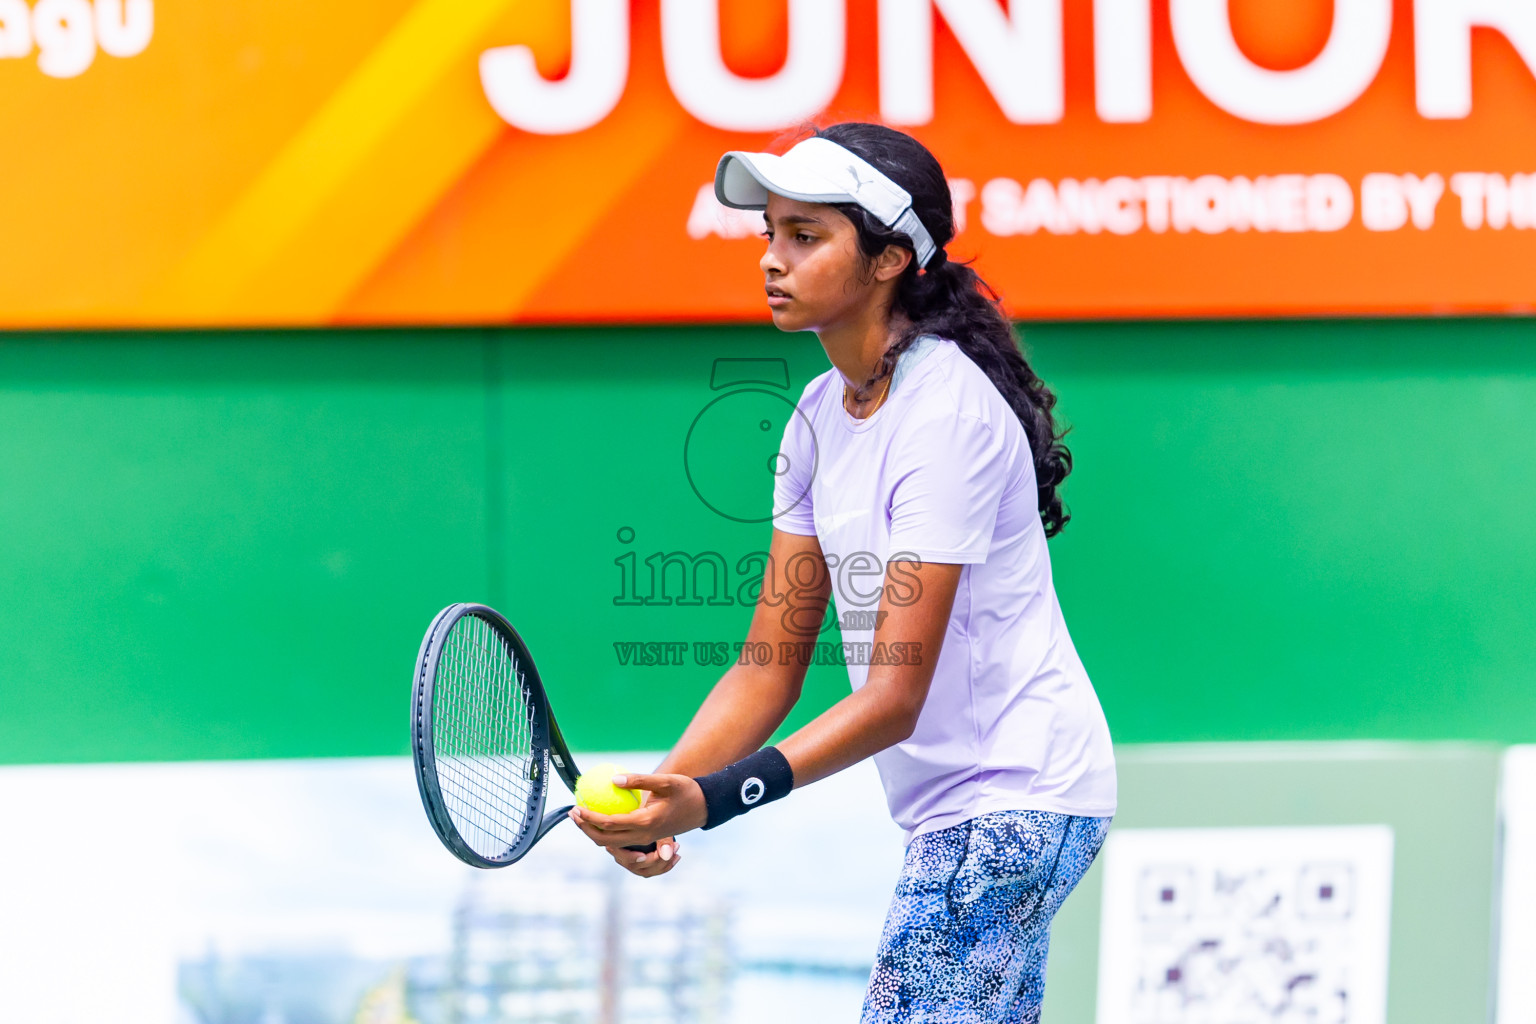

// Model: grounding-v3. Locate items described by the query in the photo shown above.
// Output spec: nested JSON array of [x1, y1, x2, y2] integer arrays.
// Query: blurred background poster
[[0, 757, 904, 1024], [0, 746, 1524, 1023]]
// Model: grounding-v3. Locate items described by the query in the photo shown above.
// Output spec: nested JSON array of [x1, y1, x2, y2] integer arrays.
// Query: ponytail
[[819, 123, 1073, 537]]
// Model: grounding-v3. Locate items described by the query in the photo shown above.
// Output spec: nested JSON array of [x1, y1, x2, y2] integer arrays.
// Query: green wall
[[1, 319, 1533, 763]]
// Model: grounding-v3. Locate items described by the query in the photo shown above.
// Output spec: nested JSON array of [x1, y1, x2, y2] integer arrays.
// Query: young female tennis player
[[570, 122, 1116, 1022]]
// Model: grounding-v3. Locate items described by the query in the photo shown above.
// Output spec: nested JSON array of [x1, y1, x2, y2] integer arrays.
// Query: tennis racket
[[411, 602, 655, 868]]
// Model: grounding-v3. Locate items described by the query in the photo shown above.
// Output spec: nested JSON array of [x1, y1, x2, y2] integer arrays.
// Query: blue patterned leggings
[[861, 810, 1112, 1024]]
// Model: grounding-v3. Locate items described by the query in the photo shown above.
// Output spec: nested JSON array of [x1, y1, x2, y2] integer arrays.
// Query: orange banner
[[3, 0, 1536, 327]]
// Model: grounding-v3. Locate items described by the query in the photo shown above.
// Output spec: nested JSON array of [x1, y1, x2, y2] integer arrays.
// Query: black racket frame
[[412, 602, 588, 868]]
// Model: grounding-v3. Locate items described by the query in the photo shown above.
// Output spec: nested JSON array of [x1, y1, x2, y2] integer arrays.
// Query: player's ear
[[873, 244, 913, 283]]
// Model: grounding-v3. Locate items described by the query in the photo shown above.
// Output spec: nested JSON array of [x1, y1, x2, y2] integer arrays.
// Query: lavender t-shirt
[[773, 338, 1116, 841]]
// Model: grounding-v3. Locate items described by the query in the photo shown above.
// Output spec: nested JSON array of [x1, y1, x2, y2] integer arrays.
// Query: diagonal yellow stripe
[[144, 0, 551, 323]]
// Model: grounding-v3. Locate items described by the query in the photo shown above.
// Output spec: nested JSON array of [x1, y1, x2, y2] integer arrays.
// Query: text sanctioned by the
[[690, 171, 1536, 240]]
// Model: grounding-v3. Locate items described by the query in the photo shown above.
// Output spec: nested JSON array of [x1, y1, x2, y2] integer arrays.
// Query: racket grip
[[623, 842, 659, 853], [538, 804, 576, 845]]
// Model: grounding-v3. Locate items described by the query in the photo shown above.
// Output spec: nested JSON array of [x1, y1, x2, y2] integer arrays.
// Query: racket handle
[[623, 843, 659, 854], [538, 804, 576, 845]]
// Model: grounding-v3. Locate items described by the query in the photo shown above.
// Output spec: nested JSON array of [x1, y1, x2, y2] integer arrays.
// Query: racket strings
[[433, 613, 540, 860], [438, 624, 531, 852]]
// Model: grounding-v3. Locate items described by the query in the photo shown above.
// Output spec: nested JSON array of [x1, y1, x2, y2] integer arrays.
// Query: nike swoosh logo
[[820, 508, 870, 531]]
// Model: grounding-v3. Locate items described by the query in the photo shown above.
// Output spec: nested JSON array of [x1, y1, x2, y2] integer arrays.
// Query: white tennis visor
[[714, 136, 939, 268]]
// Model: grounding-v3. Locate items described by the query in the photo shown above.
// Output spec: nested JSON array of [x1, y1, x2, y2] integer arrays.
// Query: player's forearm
[[774, 560, 959, 787], [775, 668, 930, 787], [656, 663, 803, 776]]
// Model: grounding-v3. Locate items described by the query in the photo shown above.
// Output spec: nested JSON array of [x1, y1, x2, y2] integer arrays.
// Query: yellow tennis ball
[[575, 763, 642, 815]]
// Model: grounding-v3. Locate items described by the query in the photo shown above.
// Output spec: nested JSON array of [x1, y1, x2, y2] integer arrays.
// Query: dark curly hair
[[817, 121, 1073, 538]]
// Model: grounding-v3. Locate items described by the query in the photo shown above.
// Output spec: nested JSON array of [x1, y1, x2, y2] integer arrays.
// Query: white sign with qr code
[[1095, 826, 1394, 1024]]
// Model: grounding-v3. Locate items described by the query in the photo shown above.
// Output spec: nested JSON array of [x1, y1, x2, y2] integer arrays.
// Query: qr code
[[1096, 827, 1394, 1024]]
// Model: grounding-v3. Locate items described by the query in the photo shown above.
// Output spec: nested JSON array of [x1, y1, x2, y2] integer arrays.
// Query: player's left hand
[[570, 772, 708, 851], [606, 835, 681, 877]]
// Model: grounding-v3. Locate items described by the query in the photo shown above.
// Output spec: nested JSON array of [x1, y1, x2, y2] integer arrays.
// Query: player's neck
[[818, 302, 903, 396]]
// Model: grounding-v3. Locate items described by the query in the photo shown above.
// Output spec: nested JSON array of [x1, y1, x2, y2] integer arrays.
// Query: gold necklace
[[844, 374, 892, 419]]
